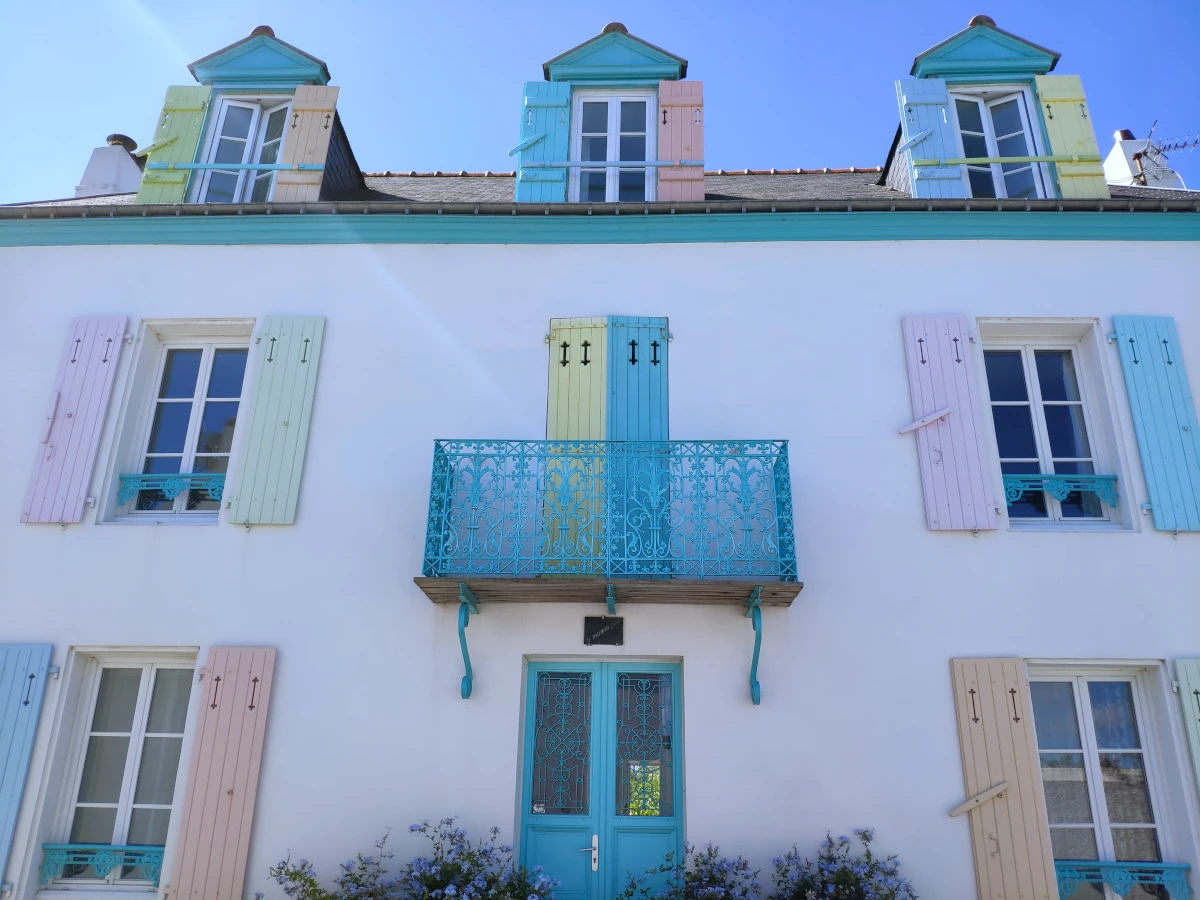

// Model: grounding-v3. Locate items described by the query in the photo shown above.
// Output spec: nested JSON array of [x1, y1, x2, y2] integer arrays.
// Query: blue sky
[[2, 0, 1197, 204]]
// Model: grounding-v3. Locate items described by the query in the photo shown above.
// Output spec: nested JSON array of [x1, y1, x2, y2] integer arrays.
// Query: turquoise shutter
[[895, 77, 965, 199], [607, 316, 669, 440], [0, 644, 52, 885], [1113, 316, 1200, 531], [514, 82, 570, 202], [226, 316, 326, 525], [1177, 660, 1200, 799]]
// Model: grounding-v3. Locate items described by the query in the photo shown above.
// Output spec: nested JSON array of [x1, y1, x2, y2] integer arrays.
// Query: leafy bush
[[618, 843, 761, 900], [769, 830, 916, 900], [401, 818, 557, 900], [259, 833, 400, 900]]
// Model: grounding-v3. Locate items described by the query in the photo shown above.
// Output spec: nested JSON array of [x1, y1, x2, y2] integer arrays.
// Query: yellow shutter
[[135, 86, 212, 204], [1034, 75, 1109, 200], [546, 317, 608, 440], [274, 85, 339, 202], [950, 659, 1059, 900]]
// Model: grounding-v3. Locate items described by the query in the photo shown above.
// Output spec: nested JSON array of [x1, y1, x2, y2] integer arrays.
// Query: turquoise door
[[521, 661, 683, 900]]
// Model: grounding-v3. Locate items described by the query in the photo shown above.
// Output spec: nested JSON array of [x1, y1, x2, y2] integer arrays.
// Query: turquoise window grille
[[41, 844, 165, 887]]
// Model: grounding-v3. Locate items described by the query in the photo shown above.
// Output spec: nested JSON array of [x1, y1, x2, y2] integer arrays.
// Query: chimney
[[1104, 128, 1189, 191], [75, 134, 144, 198]]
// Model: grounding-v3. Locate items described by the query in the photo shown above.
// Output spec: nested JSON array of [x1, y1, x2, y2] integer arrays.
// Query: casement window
[[950, 89, 1049, 199], [194, 98, 290, 203], [570, 92, 657, 202]]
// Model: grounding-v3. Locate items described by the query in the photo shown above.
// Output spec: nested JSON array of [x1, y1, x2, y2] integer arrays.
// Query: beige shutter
[[274, 85, 339, 202], [950, 659, 1059, 900]]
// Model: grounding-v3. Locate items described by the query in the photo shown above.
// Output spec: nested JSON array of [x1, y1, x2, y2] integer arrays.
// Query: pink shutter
[[171, 647, 276, 900], [901, 315, 997, 530], [22, 316, 127, 523], [658, 81, 704, 202]]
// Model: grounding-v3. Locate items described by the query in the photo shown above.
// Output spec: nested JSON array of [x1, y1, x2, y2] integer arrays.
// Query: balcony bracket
[[457, 583, 478, 700], [606, 583, 616, 615], [745, 586, 764, 705]]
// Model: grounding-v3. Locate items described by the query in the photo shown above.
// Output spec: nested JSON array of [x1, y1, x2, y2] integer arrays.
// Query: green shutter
[[1177, 660, 1200, 799], [226, 316, 325, 525], [135, 86, 212, 204]]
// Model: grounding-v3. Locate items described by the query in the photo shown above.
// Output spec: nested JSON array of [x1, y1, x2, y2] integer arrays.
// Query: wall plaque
[[583, 616, 624, 646]]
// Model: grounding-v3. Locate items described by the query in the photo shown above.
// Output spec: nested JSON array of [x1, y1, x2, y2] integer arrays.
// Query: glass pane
[[205, 172, 238, 203], [620, 101, 646, 133], [1089, 682, 1141, 748], [127, 808, 172, 847], [1059, 881, 1104, 900], [146, 669, 192, 733], [250, 173, 273, 202], [213, 138, 247, 165], [1112, 828, 1161, 862], [1100, 753, 1154, 823], [207, 349, 248, 398], [158, 350, 202, 399], [258, 141, 280, 166], [77, 735, 130, 803], [263, 108, 287, 145], [619, 135, 646, 162], [221, 105, 254, 139], [997, 133, 1031, 161], [992, 405, 1038, 458], [1003, 168, 1038, 199], [195, 401, 240, 454], [990, 100, 1024, 138], [581, 102, 607, 134], [615, 673, 673, 817], [1040, 753, 1092, 823], [580, 171, 606, 202], [531, 672, 591, 815], [985, 351, 1029, 401], [92, 668, 142, 731], [188, 457, 227, 510], [618, 171, 646, 203], [582, 135, 607, 162], [1050, 827, 1098, 860], [1035, 351, 1082, 401], [147, 403, 192, 454], [138, 457, 181, 510], [69, 806, 118, 844], [1031, 682, 1082, 749], [1044, 406, 1092, 459], [961, 133, 989, 158], [134, 736, 183, 804], [967, 167, 996, 198], [955, 99, 985, 133]]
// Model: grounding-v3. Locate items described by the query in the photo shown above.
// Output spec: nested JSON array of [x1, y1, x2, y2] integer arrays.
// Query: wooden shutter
[[1112, 315, 1200, 532], [547, 318, 608, 440], [657, 81, 704, 202], [950, 659, 1058, 900], [515, 82, 571, 203], [170, 647, 274, 900], [607, 316, 669, 440], [0, 644, 52, 887], [895, 77, 965, 199], [901, 315, 997, 531], [1034, 76, 1108, 200], [22, 316, 127, 524], [226, 316, 325, 525], [1176, 660, 1200, 799], [274, 86, 339, 203], [136, 86, 212, 204]]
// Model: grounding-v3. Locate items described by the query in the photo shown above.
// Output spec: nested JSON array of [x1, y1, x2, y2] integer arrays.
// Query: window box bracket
[[745, 586, 763, 706], [118, 473, 225, 506]]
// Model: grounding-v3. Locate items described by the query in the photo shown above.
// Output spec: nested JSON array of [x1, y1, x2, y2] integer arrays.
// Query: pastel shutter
[[274, 86, 339, 203], [1176, 660, 1200, 798], [0, 644, 52, 889], [22, 316, 127, 524], [607, 316, 669, 440], [901, 315, 997, 530], [950, 659, 1057, 900], [136, 86, 212, 204], [657, 81, 704, 202], [895, 77, 965, 199], [226, 316, 325, 525], [1113, 316, 1200, 531], [170, 647, 275, 900], [1034, 75, 1109, 200], [515, 82, 571, 203], [547, 318, 608, 440]]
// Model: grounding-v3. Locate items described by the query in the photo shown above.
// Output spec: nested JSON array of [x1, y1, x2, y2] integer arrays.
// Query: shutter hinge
[[1107, 333, 1118, 343], [48, 665, 60, 679], [197, 668, 207, 682], [1141, 503, 1152, 514], [86, 496, 96, 508], [124, 333, 134, 344], [1173, 680, 1180, 693], [2, 882, 13, 896]]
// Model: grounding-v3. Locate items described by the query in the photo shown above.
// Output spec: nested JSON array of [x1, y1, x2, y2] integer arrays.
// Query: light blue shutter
[[895, 77, 965, 199], [607, 316, 669, 440], [0, 644, 52, 885], [1113, 316, 1200, 532], [515, 82, 570, 203]]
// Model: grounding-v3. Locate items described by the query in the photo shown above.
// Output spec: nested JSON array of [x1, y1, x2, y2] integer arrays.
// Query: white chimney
[[1104, 129, 1188, 191], [75, 134, 144, 198]]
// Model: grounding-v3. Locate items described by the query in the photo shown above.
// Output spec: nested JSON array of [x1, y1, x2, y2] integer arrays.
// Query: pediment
[[544, 26, 686, 83], [189, 30, 330, 88], [913, 22, 1058, 80]]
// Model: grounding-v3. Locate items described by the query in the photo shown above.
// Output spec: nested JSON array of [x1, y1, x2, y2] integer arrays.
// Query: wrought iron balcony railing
[[422, 439, 796, 581], [118, 473, 224, 507], [1054, 859, 1190, 900], [41, 844, 164, 886]]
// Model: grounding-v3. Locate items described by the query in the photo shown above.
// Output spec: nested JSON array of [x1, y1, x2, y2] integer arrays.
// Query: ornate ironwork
[[422, 440, 797, 580], [615, 673, 673, 816], [745, 587, 763, 705], [1003, 473, 1118, 507], [457, 583, 478, 699], [532, 673, 592, 815], [117, 473, 225, 506], [1054, 860, 1190, 900], [41, 844, 165, 886]]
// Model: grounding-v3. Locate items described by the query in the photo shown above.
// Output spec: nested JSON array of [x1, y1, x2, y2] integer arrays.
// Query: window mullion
[[173, 346, 215, 512], [1075, 677, 1117, 861], [112, 666, 155, 848], [1022, 346, 1063, 519], [607, 98, 619, 202]]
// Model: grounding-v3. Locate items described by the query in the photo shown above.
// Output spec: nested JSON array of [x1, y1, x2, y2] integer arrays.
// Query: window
[[195, 98, 290, 203], [951, 89, 1048, 198], [570, 92, 656, 202], [57, 662, 193, 886], [1030, 676, 1168, 899]]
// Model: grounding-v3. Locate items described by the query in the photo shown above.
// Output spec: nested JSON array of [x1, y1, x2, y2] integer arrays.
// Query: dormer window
[[570, 92, 656, 202], [950, 89, 1048, 199], [194, 98, 290, 203]]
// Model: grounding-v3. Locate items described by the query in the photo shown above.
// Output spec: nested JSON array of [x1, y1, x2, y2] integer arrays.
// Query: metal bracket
[[606, 583, 616, 615], [48, 665, 60, 679], [899, 408, 951, 434], [458, 583, 479, 699], [745, 586, 763, 705], [950, 781, 1009, 817], [2, 882, 13, 896]]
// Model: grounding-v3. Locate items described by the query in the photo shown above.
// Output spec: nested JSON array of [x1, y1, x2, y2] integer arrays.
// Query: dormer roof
[[911, 14, 1059, 81], [542, 22, 687, 83], [188, 25, 331, 88]]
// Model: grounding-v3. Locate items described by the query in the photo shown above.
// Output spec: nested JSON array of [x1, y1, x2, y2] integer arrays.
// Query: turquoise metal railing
[[1003, 473, 1118, 507], [1055, 860, 1190, 900], [422, 439, 796, 580], [117, 473, 224, 507], [41, 844, 164, 886]]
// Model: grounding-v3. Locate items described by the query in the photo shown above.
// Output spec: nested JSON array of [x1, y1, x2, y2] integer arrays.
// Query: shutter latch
[[949, 781, 1009, 817]]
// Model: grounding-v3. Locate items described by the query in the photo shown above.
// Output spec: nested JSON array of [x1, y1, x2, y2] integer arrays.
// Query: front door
[[520, 661, 683, 900]]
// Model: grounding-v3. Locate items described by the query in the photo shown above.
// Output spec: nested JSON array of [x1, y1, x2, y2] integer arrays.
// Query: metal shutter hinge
[[1107, 333, 1117, 343], [48, 665, 60, 679], [1173, 680, 1180, 693], [2, 883, 13, 896]]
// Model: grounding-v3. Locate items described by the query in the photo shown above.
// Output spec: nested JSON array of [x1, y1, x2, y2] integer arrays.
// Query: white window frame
[[569, 89, 657, 202], [192, 96, 291, 203], [948, 85, 1052, 199]]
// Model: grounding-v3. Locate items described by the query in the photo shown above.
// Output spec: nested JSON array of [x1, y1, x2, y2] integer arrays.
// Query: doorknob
[[578, 834, 598, 871]]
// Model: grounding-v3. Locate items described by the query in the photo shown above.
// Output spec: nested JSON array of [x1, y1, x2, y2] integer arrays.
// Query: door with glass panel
[[59, 664, 192, 884], [520, 662, 682, 900], [1030, 677, 1168, 900]]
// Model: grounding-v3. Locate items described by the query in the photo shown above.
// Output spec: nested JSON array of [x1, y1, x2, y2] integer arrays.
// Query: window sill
[[103, 515, 219, 527], [37, 888, 157, 898], [1006, 518, 1130, 533]]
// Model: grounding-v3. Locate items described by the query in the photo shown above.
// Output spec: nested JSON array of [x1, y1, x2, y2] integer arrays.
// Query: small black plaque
[[584, 616, 624, 646]]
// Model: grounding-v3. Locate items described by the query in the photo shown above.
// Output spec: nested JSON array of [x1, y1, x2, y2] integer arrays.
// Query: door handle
[[578, 834, 598, 871]]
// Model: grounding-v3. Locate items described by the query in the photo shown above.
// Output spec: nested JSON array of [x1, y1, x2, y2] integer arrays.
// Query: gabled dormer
[[512, 23, 705, 203], [135, 26, 363, 205], [891, 15, 1109, 201]]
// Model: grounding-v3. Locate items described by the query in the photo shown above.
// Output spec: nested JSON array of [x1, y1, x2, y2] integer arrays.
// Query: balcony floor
[[414, 577, 803, 606]]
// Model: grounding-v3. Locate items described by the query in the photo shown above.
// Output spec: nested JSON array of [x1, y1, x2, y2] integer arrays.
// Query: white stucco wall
[[1, 238, 1198, 900]]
